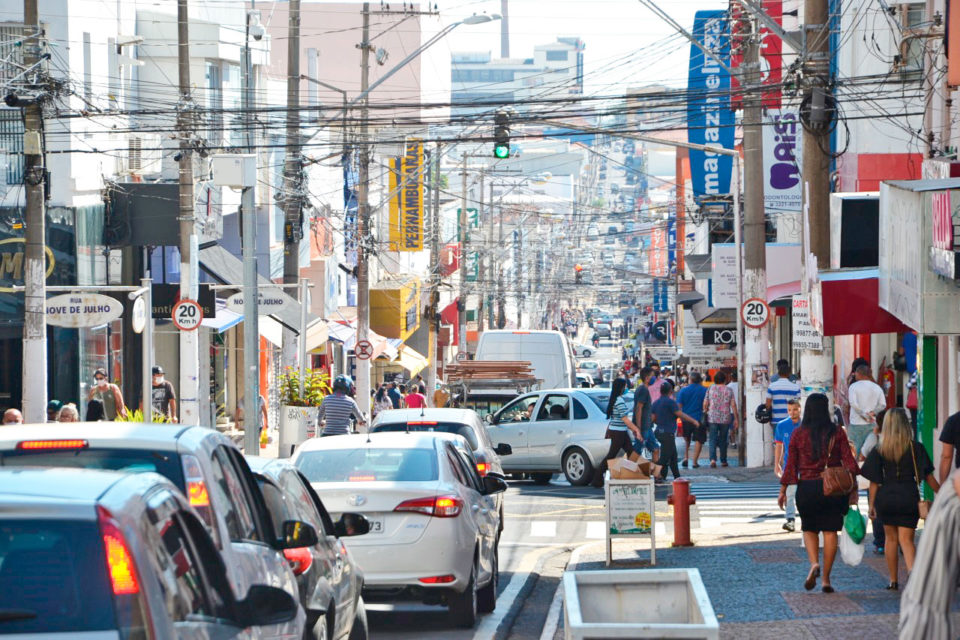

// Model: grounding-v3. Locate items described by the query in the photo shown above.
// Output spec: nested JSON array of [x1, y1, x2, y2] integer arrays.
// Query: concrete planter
[[563, 568, 719, 640], [278, 405, 318, 458]]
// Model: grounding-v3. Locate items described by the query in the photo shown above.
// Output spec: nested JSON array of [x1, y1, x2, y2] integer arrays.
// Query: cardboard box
[[609, 456, 650, 480], [627, 453, 662, 477]]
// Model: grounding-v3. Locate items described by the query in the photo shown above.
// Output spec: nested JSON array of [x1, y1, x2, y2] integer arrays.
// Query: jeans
[[656, 431, 680, 479], [632, 428, 661, 457], [784, 483, 797, 520], [848, 424, 874, 452], [708, 421, 731, 463]]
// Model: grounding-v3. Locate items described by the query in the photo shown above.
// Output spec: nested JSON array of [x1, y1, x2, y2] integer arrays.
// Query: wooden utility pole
[[281, 0, 302, 370], [21, 0, 46, 423], [355, 2, 372, 414]]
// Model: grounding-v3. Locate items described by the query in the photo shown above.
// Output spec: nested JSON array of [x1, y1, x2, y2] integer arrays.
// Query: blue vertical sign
[[667, 218, 677, 275], [687, 11, 734, 198], [653, 279, 669, 313], [342, 152, 359, 306]]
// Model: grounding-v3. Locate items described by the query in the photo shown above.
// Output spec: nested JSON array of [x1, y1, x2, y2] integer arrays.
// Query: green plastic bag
[[844, 506, 866, 544]]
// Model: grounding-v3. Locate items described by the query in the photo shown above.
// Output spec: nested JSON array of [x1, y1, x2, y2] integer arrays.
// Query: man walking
[[387, 381, 402, 409], [632, 367, 661, 463], [847, 363, 887, 453], [150, 366, 178, 423], [676, 372, 708, 468], [774, 398, 802, 531], [652, 381, 699, 482], [765, 360, 801, 426]]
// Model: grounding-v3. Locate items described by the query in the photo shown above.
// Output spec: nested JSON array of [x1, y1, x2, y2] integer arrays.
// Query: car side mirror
[[494, 443, 512, 456], [236, 585, 299, 627], [275, 520, 319, 550], [484, 413, 496, 425], [335, 512, 370, 537], [482, 472, 508, 495]]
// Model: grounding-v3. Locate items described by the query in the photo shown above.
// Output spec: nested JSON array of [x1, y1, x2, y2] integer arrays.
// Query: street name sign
[[225, 291, 291, 315], [45, 293, 124, 328], [172, 299, 204, 331], [131, 297, 147, 334]]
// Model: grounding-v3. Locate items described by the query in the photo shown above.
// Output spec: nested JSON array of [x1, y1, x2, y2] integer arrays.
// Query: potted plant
[[278, 368, 331, 457]]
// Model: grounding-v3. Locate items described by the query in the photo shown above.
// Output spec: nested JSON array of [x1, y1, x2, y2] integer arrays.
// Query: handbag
[[910, 442, 932, 519], [821, 435, 856, 497]]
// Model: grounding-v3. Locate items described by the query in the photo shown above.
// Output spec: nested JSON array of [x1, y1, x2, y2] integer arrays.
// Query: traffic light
[[493, 111, 510, 159], [574, 263, 583, 284]]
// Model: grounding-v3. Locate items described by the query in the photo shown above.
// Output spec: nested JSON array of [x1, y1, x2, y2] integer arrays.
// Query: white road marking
[[473, 545, 560, 640], [531, 520, 557, 537], [585, 521, 606, 539]]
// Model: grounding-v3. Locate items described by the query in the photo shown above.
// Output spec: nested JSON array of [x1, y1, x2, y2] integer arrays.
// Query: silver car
[[484, 388, 615, 486]]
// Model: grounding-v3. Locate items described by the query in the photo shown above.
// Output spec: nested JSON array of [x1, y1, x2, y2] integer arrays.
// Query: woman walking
[[778, 393, 860, 593], [372, 384, 393, 417], [591, 377, 641, 487], [861, 408, 939, 590]]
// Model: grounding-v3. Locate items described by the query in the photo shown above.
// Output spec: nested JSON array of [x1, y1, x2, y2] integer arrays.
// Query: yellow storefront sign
[[388, 140, 423, 252]]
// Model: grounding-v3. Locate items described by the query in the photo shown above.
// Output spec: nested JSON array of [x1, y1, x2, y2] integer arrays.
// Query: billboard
[[763, 110, 802, 213], [388, 140, 424, 251], [650, 227, 668, 277], [730, 0, 783, 109], [687, 10, 734, 198]]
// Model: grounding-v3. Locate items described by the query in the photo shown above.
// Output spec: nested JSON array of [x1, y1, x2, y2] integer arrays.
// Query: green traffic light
[[493, 143, 510, 159]]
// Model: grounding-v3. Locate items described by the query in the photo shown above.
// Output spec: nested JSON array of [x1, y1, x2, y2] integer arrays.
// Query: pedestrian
[[433, 384, 450, 408], [387, 381, 402, 409], [57, 404, 80, 422], [86, 398, 105, 422], [46, 400, 62, 422], [778, 393, 860, 593], [631, 366, 661, 464], [765, 360, 801, 425], [648, 362, 662, 404], [847, 364, 887, 454], [86, 368, 128, 420], [863, 409, 886, 555], [150, 366, 178, 423], [2, 408, 22, 425], [703, 371, 738, 468], [862, 408, 940, 591], [770, 359, 797, 383], [591, 377, 642, 487], [653, 381, 699, 482], [373, 385, 393, 417], [676, 372, 708, 468], [404, 384, 427, 409], [318, 375, 366, 436], [937, 404, 960, 485], [774, 398, 802, 532], [236, 394, 268, 439]]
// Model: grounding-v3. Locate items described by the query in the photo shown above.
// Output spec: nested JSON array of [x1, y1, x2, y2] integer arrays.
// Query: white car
[[571, 342, 595, 358], [292, 432, 508, 628], [577, 359, 604, 383]]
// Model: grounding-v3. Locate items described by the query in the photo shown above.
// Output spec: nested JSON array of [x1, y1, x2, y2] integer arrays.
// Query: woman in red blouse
[[778, 393, 860, 593]]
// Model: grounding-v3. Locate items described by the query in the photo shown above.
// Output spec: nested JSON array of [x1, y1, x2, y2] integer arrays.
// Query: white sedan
[[571, 342, 595, 358], [292, 432, 507, 628]]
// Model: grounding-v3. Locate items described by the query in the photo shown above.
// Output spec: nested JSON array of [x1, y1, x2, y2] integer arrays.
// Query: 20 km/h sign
[[741, 297, 771, 329], [172, 299, 204, 331]]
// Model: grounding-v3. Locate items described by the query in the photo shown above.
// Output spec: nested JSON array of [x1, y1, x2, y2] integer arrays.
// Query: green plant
[[115, 408, 169, 424], [278, 368, 332, 407]]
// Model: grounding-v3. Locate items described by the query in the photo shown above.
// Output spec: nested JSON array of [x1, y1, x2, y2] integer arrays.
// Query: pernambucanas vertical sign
[[388, 140, 424, 251]]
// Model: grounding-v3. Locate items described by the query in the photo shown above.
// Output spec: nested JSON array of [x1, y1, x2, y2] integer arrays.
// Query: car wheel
[[478, 545, 498, 613], [531, 472, 553, 485], [563, 448, 594, 486], [348, 597, 368, 640], [449, 559, 478, 628], [583, 349, 592, 357], [309, 613, 329, 640]]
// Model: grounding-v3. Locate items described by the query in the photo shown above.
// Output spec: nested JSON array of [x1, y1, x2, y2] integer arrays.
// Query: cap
[[47, 399, 62, 412], [152, 366, 164, 375], [93, 368, 107, 378]]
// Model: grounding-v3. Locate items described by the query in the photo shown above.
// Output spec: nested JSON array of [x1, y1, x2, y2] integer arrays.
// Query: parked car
[[483, 389, 612, 486], [292, 432, 508, 628], [0, 423, 309, 640], [248, 456, 370, 640], [595, 322, 612, 338], [576, 359, 604, 383], [576, 373, 595, 388], [0, 467, 302, 638], [571, 342, 594, 358]]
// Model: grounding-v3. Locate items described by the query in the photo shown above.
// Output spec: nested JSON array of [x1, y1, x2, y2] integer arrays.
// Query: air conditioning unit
[[122, 134, 162, 175]]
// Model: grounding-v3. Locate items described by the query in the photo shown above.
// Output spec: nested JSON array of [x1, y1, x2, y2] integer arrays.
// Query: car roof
[[373, 408, 479, 425], [294, 431, 463, 453], [0, 422, 199, 451], [0, 467, 132, 502], [245, 455, 295, 475]]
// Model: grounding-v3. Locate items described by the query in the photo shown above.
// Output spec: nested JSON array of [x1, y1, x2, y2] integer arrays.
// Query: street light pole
[[355, 2, 372, 417]]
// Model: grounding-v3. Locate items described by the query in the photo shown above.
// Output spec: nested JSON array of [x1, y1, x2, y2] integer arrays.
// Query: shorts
[[632, 428, 661, 455], [685, 423, 707, 444], [848, 424, 873, 452]]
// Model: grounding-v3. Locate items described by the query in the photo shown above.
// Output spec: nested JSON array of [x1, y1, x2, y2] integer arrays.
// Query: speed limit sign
[[741, 297, 770, 329], [172, 299, 204, 331]]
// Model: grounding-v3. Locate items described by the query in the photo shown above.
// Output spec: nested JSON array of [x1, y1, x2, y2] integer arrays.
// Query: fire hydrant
[[666, 477, 696, 547]]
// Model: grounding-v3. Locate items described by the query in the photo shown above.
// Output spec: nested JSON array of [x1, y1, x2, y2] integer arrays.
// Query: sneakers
[[783, 519, 796, 532], [721, 462, 729, 467], [710, 461, 717, 468], [681, 459, 689, 468]]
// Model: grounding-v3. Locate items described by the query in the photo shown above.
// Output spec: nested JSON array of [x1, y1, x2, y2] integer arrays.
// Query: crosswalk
[[505, 519, 667, 543]]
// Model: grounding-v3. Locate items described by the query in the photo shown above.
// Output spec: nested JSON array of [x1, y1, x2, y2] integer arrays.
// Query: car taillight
[[407, 421, 438, 426], [180, 454, 216, 535], [16, 439, 88, 450], [283, 547, 313, 575], [98, 506, 154, 640], [419, 574, 456, 584], [476, 462, 491, 477], [395, 495, 463, 518]]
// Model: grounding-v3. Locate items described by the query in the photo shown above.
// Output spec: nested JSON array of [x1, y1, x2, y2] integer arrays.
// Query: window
[[449, 446, 483, 493], [445, 448, 468, 485], [208, 448, 258, 541], [898, 3, 926, 74], [282, 470, 329, 536], [537, 394, 570, 421], [573, 399, 589, 420], [0, 109, 24, 186], [497, 395, 539, 423], [546, 50, 569, 61], [372, 420, 480, 450], [296, 448, 439, 483], [257, 478, 291, 539]]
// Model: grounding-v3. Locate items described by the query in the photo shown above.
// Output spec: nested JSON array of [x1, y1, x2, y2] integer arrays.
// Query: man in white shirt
[[847, 364, 887, 452]]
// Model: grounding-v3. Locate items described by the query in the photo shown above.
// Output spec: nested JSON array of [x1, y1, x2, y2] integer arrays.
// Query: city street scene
[[4, 0, 960, 638]]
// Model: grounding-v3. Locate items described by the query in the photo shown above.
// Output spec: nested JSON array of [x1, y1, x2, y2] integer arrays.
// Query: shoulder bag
[[910, 442, 932, 520], [821, 434, 856, 497]]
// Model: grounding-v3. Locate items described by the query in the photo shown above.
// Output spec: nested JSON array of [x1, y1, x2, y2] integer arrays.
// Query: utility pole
[[425, 143, 441, 403], [741, 15, 770, 467], [281, 0, 301, 371], [241, 3, 260, 455], [177, 0, 200, 425], [355, 2, 372, 415], [458, 157, 469, 356], [486, 181, 495, 331], [799, 0, 834, 403]]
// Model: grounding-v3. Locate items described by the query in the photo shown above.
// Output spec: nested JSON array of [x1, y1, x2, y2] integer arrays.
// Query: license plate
[[367, 518, 385, 534]]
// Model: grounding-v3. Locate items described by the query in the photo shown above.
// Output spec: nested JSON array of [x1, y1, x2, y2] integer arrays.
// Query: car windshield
[[0, 448, 185, 489], [296, 448, 438, 483], [0, 519, 115, 634], [371, 422, 480, 450]]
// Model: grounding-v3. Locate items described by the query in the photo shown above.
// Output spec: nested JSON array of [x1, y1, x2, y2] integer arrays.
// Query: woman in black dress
[[862, 408, 940, 590]]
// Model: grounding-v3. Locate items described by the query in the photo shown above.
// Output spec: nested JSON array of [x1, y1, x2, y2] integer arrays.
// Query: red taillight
[[97, 506, 140, 595], [16, 439, 88, 450], [187, 481, 210, 507], [476, 462, 491, 477], [180, 454, 216, 534], [395, 495, 463, 518], [348, 475, 377, 482], [407, 421, 438, 426], [419, 574, 456, 584], [283, 547, 313, 575]]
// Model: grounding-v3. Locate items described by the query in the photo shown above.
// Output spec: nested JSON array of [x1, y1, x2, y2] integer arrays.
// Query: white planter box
[[278, 405, 318, 458], [563, 569, 719, 640]]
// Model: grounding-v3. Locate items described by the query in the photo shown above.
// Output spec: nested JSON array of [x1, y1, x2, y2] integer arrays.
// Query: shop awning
[[257, 316, 329, 351], [201, 299, 242, 333], [440, 298, 460, 325], [677, 291, 705, 309], [394, 344, 429, 376], [326, 321, 390, 359], [767, 280, 802, 305], [821, 268, 913, 336], [685, 254, 712, 278], [691, 300, 737, 324]]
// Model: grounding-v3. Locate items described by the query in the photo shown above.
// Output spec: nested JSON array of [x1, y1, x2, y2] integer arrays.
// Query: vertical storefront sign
[[763, 110, 802, 213], [388, 140, 423, 251], [342, 152, 359, 306], [650, 227, 667, 277], [730, 0, 783, 109]]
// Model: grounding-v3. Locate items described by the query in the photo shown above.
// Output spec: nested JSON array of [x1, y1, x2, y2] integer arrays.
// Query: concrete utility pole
[[21, 0, 46, 423], [177, 0, 200, 425], [798, 0, 834, 403], [425, 143, 440, 403], [281, 0, 302, 372], [500, 0, 510, 58], [741, 16, 770, 467], [458, 157, 469, 356], [486, 181, 495, 331], [355, 2, 372, 415], [242, 4, 260, 455]]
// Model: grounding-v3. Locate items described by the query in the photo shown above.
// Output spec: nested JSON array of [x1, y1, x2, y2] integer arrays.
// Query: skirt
[[796, 478, 849, 532], [875, 482, 921, 529]]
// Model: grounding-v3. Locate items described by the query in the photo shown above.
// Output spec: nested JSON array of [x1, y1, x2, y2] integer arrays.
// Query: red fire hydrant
[[666, 477, 696, 547]]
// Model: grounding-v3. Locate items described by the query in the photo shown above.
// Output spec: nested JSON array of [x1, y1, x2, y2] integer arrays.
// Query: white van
[[474, 330, 577, 390]]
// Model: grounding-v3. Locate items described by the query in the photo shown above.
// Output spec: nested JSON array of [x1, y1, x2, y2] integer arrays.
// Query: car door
[[445, 445, 498, 586], [526, 393, 573, 467], [489, 394, 541, 466]]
